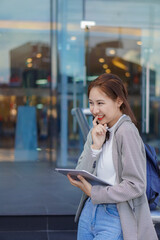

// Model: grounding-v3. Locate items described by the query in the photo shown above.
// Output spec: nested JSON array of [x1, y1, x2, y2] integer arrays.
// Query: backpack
[[145, 143, 160, 210]]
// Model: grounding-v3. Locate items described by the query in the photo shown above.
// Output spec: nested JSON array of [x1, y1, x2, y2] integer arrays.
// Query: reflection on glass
[[1, 0, 160, 164], [0, 0, 53, 162]]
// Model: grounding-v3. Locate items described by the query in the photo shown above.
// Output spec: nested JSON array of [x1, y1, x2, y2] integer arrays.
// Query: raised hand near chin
[[91, 116, 107, 150]]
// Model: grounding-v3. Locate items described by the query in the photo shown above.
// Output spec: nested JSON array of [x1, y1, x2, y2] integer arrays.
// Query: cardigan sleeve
[[76, 129, 101, 173], [91, 122, 146, 204]]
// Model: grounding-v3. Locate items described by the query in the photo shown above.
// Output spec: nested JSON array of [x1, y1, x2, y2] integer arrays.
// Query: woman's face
[[89, 87, 123, 128]]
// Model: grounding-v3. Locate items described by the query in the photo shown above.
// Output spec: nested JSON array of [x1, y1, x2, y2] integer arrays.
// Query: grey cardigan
[[75, 115, 158, 240]]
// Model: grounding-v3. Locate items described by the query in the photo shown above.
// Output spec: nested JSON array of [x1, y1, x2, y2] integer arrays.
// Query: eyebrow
[[89, 99, 105, 102]]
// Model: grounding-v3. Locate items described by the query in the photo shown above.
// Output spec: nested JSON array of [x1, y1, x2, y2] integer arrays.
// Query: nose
[[91, 105, 99, 115]]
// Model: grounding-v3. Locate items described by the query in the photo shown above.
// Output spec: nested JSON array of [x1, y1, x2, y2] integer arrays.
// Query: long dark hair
[[87, 73, 137, 126]]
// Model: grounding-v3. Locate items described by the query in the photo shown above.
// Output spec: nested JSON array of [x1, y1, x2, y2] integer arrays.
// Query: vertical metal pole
[[60, 0, 68, 167], [73, 73, 77, 133], [52, 0, 58, 90], [83, 26, 89, 109], [146, 63, 150, 133], [141, 63, 150, 134], [141, 65, 146, 133], [82, 0, 88, 109], [49, 0, 53, 161]]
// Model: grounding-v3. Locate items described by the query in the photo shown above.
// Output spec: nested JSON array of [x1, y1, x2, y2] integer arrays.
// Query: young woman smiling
[[67, 73, 158, 240]]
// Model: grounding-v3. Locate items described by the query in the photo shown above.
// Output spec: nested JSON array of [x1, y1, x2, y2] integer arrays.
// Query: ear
[[116, 97, 123, 107]]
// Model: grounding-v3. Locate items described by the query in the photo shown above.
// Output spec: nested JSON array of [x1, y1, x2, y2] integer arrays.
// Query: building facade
[[0, 0, 160, 167]]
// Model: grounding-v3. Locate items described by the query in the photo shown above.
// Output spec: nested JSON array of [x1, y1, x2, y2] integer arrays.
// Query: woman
[[67, 73, 158, 240]]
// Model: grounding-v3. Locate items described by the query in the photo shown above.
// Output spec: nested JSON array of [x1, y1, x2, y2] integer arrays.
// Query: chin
[[98, 119, 107, 125]]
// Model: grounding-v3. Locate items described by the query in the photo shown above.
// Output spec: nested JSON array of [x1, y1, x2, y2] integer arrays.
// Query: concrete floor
[[0, 161, 81, 216], [0, 161, 159, 240]]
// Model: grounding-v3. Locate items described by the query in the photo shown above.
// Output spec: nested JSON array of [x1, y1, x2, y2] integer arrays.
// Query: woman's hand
[[67, 174, 92, 197], [91, 116, 107, 150]]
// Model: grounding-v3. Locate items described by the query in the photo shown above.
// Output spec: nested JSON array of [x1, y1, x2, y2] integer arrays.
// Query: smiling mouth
[[98, 116, 104, 121]]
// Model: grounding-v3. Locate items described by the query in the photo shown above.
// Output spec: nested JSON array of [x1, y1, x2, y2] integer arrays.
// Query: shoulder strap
[[145, 144, 160, 177]]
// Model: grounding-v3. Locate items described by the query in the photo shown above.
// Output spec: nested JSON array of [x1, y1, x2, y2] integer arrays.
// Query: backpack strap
[[145, 143, 160, 177], [148, 192, 159, 205], [145, 144, 160, 207]]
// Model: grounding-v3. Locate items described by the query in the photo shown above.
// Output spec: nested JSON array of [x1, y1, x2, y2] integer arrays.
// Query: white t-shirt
[[91, 115, 125, 185]]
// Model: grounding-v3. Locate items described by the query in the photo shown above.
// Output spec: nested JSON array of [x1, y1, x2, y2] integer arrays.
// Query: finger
[[67, 174, 75, 185], [77, 175, 92, 196], [96, 125, 106, 135], [67, 174, 76, 181], [77, 175, 86, 182], [67, 174, 78, 184], [71, 179, 84, 189], [77, 175, 90, 186], [67, 174, 84, 189], [92, 116, 98, 127], [67, 174, 73, 182]]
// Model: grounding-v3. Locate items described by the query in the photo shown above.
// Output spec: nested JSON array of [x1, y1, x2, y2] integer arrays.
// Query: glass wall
[[56, 0, 160, 164], [83, 0, 160, 159], [56, 0, 85, 167], [0, 0, 160, 166], [0, 0, 52, 161]]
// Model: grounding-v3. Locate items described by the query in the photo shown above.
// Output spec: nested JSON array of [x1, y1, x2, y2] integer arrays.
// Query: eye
[[98, 102, 104, 105], [89, 101, 93, 105]]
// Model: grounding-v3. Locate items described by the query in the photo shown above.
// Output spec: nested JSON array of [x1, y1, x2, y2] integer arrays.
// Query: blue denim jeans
[[77, 198, 123, 240]]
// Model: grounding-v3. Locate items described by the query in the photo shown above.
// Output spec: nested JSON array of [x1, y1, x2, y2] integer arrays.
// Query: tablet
[[55, 168, 111, 186]]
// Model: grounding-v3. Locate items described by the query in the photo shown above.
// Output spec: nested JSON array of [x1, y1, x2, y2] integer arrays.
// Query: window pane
[[0, 0, 52, 161]]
